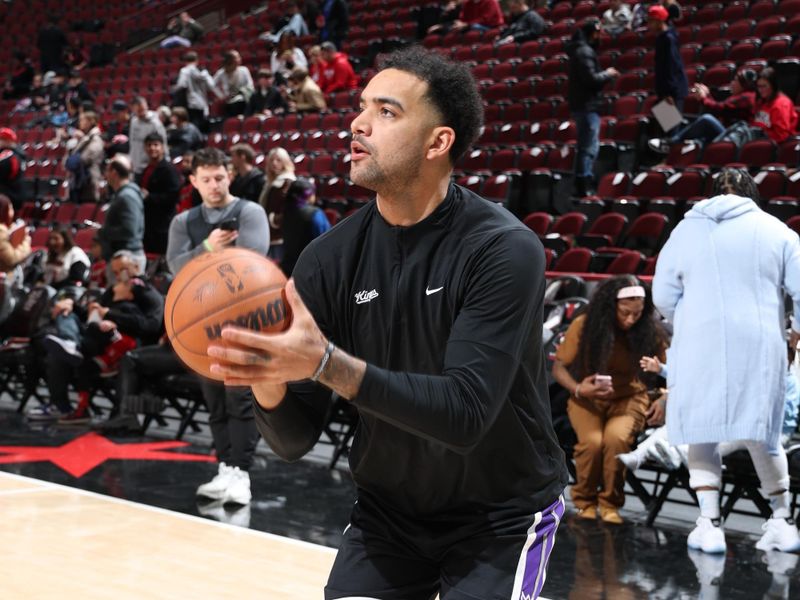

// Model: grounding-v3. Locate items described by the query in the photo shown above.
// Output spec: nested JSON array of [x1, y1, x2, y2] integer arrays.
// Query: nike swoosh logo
[[425, 286, 444, 296]]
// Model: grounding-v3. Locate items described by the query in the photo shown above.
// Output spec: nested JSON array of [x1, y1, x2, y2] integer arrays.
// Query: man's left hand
[[208, 279, 327, 386]]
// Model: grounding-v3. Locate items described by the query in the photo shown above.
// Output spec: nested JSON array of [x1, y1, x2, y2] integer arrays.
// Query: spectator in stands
[[318, 0, 349, 49], [3, 52, 34, 100], [37, 250, 164, 424], [167, 106, 204, 156], [246, 69, 288, 117], [280, 177, 330, 276], [650, 4, 687, 113], [566, 18, 619, 197], [552, 275, 667, 524], [752, 67, 799, 144], [166, 148, 270, 506], [161, 11, 205, 49], [258, 147, 296, 261], [428, 0, 504, 34], [0, 194, 31, 277], [39, 227, 91, 289], [631, 1, 652, 30], [64, 110, 104, 203], [88, 234, 107, 290], [270, 32, 309, 84], [98, 155, 146, 277], [175, 51, 221, 133], [229, 144, 266, 203], [66, 70, 93, 104], [37, 14, 68, 73], [653, 168, 800, 555], [662, 0, 681, 21], [138, 133, 182, 255], [213, 50, 255, 118], [64, 38, 88, 72], [307, 45, 326, 86], [261, 1, 310, 43], [319, 42, 359, 94], [129, 96, 169, 176], [601, 0, 633, 36], [0, 128, 26, 209], [156, 105, 172, 130], [648, 69, 759, 153], [495, 0, 546, 45], [104, 99, 131, 157], [286, 67, 327, 113]]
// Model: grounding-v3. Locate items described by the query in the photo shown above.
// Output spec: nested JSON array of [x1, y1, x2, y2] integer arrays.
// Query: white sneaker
[[688, 517, 727, 554], [223, 467, 252, 505], [756, 518, 800, 553], [648, 137, 670, 154], [196, 462, 233, 499], [617, 451, 642, 471]]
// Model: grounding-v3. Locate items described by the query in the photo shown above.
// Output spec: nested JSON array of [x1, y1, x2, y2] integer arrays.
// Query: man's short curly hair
[[378, 46, 484, 164]]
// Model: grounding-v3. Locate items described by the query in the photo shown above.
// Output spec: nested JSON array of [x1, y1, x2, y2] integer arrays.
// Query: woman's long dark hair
[[0, 194, 13, 227], [47, 227, 74, 262], [571, 275, 667, 380]]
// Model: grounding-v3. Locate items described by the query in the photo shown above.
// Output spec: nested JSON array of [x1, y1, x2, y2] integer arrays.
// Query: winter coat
[[566, 30, 613, 113], [653, 194, 800, 450]]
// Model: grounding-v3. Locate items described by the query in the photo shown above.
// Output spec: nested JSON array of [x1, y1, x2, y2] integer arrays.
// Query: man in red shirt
[[319, 42, 359, 94], [429, 0, 504, 34]]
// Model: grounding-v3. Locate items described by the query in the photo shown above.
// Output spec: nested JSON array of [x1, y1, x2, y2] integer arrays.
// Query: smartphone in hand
[[595, 374, 613, 390]]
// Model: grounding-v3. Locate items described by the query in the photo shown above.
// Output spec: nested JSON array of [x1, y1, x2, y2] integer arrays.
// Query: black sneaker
[[42, 335, 84, 367], [92, 414, 143, 435]]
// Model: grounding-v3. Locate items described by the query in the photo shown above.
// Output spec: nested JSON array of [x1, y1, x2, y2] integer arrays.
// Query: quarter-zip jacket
[[254, 184, 568, 518]]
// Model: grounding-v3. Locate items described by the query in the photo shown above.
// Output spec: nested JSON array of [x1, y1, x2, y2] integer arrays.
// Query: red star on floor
[[0, 432, 216, 477]]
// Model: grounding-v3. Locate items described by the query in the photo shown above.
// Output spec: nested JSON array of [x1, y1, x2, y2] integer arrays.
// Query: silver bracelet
[[311, 341, 335, 382]]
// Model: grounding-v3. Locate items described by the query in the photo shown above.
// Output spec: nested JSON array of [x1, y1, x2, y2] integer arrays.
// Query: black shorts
[[324, 494, 565, 600]]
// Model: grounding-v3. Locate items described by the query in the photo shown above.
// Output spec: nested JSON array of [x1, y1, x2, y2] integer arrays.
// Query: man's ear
[[426, 126, 455, 162]]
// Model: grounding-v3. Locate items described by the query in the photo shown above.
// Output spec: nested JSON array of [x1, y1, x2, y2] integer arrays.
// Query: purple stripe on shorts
[[519, 495, 565, 600]]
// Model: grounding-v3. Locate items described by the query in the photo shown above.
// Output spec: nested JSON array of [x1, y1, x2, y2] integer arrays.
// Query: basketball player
[[208, 47, 568, 599], [166, 147, 270, 505]]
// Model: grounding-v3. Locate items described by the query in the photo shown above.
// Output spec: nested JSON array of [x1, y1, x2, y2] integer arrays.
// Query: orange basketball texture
[[164, 248, 291, 380]]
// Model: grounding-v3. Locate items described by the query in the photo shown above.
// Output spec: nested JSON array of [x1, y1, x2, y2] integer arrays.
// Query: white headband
[[617, 285, 646, 300]]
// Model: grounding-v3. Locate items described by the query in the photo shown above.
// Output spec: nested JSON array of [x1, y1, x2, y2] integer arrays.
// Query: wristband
[[575, 383, 581, 399], [203, 238, 214, 252], [311, 341, 335, 382]]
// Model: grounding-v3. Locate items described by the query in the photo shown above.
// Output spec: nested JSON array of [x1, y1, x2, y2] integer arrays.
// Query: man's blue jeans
[[573, 111, 601, 180], [668, 113, 725, 145]]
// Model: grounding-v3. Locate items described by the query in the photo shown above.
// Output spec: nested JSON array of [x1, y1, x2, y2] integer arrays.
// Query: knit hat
[[0, 128, 17, 143], [648, 5, 669, 21]]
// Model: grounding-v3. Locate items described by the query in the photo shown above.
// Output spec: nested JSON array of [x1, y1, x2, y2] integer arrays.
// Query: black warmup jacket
[[254, 184, 568, 518]]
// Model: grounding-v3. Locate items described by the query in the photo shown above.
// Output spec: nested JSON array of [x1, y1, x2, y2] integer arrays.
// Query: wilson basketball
[[164, 247, 290, 380]]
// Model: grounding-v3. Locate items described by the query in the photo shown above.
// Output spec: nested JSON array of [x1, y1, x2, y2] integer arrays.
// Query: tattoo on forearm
[[319, 348, 366, 400]]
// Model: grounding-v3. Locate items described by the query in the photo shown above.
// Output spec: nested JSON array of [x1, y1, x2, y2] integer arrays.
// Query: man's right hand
[[206, 228, 238, 250], [606, 67, 620, 78]]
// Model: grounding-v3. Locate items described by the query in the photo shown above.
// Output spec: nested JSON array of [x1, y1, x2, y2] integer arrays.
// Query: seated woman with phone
[[552, 275, 667, 524]]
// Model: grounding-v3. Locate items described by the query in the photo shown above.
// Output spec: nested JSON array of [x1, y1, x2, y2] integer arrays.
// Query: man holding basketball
[[167, 147, 270, 505], [209, 47, 567, 599]]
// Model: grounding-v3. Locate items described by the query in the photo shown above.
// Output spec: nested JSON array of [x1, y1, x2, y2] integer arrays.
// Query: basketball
[[164, 247, 291, 380]]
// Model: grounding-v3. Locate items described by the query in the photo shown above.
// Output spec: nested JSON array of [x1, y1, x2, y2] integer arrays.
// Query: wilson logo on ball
[[204, 297, 286, 340]]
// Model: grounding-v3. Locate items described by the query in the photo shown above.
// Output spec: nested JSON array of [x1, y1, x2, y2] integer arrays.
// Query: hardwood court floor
[[0, 472, 336, 599]]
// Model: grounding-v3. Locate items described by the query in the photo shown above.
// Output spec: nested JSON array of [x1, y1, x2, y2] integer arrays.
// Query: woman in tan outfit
[[552, 275, 666, 524]]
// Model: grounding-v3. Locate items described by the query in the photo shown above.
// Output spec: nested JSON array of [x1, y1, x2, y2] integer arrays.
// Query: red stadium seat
[[605, 251, 644, 275], [596, 172, 632, 199], [482, 174, 514, 204], [630, 171, 667, 199], [701, 141, 739, 168], [552, 248, 595, 273], [522, 212, 553, 236], [755, 170, 787, 201], [577, 212, 628, 249], [551, 212, 588, 237]]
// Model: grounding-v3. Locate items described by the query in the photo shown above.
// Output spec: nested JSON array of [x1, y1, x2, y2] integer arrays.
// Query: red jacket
[[309, 60, 327, 86], [753, 93, 799, 143], [321, 52, 359, 94], [459, 0, 504, 27]]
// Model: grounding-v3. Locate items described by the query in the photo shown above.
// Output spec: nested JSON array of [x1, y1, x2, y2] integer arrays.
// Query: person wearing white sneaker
[[196, 462, 234, 499], [197, 462, 252, 505], [653, 168, 800, 556]]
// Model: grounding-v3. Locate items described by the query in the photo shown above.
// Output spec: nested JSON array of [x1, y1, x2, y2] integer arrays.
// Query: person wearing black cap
[[648, 69, 758, 153], [566, 18, 619, 197], [105, 99, 131, 157]]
